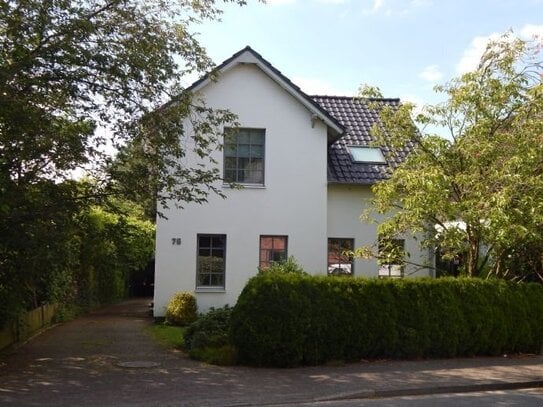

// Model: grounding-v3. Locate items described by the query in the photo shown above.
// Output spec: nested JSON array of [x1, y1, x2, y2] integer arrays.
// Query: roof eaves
[[327, 180, 377, 186]]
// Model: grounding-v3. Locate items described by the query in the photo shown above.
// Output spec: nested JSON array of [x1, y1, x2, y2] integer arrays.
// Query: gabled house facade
[[153, 47, 433, 316]]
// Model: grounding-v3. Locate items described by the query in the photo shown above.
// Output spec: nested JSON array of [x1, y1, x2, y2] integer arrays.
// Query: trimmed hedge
[[230, 274, 543, 367]]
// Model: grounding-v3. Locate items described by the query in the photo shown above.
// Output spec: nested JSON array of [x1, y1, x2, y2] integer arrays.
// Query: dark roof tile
[[312, 95, 411, 185]]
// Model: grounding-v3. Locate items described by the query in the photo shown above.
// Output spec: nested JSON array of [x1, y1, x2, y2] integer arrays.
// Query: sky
[[189, 0, 543, 109]]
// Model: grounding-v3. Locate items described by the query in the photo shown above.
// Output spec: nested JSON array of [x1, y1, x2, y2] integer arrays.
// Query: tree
[[0, 0, 252, 323], [0, 0, 248, 207], [361, 33, 543, 280]]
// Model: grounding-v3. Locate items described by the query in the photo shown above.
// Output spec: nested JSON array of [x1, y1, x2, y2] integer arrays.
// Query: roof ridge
[[312, 95, 400, 102]]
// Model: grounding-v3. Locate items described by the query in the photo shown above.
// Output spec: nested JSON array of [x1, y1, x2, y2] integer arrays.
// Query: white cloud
[[267, 0, 347, 5], [419, 65, 443, 83], [372, 0, 385, 11], [266, 0, 296, 5], [316, 0, 347, 4], [456, 32, 502, 74], [410, 0, 432, 8], [362, 0, 431, 15], [456, 24, 543, 74], [292, 76, 353, 96], [362, 0, 384, 15], [520, 24, 543, 38]]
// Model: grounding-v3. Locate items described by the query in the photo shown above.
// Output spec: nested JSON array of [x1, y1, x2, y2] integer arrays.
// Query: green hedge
[[230, 274, 543, 367]]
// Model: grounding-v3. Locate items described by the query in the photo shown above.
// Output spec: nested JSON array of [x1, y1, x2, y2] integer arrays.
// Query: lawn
[[146, 323, 185, 350]]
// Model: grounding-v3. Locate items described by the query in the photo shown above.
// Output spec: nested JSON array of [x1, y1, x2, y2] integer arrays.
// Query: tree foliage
[[361, 33, 543, 280], [0, 0, 253, 325]]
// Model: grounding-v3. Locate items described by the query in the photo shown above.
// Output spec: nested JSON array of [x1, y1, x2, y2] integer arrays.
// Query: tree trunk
[[466, 237, 480, 277]]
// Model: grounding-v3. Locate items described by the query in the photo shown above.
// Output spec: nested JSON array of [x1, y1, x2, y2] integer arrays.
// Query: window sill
[[195, 287, 226, 293], [222, 183, 266, 189]]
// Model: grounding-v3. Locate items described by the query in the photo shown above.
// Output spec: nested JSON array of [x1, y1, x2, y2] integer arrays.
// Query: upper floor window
[[224, 128, 265, 184], [259, 235, 287, 269]]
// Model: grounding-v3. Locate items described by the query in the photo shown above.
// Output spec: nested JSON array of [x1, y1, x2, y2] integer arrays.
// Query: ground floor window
[[328, 238, 354, 275], [378, 238, 405, 278], [196, 234, 226, 288], [259, 235, 288, 269]]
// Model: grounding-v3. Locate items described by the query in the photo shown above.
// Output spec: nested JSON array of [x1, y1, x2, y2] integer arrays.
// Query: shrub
[[165, 292, 197, 326], [184, 306, 236, 365], [231, 273, 312, 367], [184, 306, 232, 350], [231, 274, 543, 367], [258, 256, 307, 275]]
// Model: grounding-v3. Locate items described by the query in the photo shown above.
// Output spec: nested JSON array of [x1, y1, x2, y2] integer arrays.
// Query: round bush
[[165, 292, 197, 326]]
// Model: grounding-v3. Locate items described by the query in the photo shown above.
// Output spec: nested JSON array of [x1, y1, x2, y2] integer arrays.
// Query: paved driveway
[[1, 299, 542, 406]]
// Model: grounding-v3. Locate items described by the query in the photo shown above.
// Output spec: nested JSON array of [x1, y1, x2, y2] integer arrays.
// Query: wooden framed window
[[259, 235, 287, 269], [196, 234, 226, 288], [327, 238, 354, 275], [378, 238, 405, 278], [224, 128, 265, 184]]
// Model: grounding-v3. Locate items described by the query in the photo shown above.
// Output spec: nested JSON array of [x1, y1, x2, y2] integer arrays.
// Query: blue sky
[[191, 0, 543, 108]]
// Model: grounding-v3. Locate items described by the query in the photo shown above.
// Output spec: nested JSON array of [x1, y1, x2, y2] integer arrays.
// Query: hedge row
[[230, 274, 543, 367]]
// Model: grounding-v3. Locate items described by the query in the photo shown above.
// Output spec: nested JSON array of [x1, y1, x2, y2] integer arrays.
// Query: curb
[[321, 380, 543, 402]]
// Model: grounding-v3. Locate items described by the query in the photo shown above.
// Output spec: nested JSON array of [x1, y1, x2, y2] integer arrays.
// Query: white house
[[153, 47, 433, 316]]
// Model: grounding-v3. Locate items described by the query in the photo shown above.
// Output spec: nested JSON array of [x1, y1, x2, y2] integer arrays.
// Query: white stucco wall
[[327, 184, 433, 278], [154, 63, 329, 315]]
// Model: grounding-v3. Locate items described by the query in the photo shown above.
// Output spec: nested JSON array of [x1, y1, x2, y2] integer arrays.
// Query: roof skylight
[[348, 146, 386, 164]]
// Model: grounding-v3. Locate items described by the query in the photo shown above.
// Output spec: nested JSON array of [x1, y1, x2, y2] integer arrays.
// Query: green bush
[[184, 306, 232, 350], [259, 256, 307, 275], [231, 274, 543, 367], [184, 306, 236, 365], [165, 292, 198, 326]]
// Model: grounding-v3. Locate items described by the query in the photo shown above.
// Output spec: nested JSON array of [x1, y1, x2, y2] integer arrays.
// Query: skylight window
[[348, 147, 386, 164]]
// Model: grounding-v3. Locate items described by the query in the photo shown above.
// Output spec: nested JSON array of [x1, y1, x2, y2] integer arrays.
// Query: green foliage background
[[0, 0, 252, 328], [0, 192, 155, 328]]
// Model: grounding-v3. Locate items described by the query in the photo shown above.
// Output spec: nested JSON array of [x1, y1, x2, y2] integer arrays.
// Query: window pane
[[271, 251, 286, 262], [238, 157, 250, 170], [328, 238, 354, 276], [250, 131, 264, 144], [348, 147, 386, 163], [260, 237, 273, 249], [224, 143, 236, 156], [237, 144, 250, 158], [197, 234, 226, 287], [273, 237, 286, 250], [223, 128, 265, 185], [224, 169, 236, 182], [237, 131, 250, 144], [378, 238, 405, 265], [246, 170, 263, 184], [259, 235, 288, 269], [251, 144, 264, 158], [224, 157, 237, 168], [211, 236, 225, 248], [199, 236, 210, 248]]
